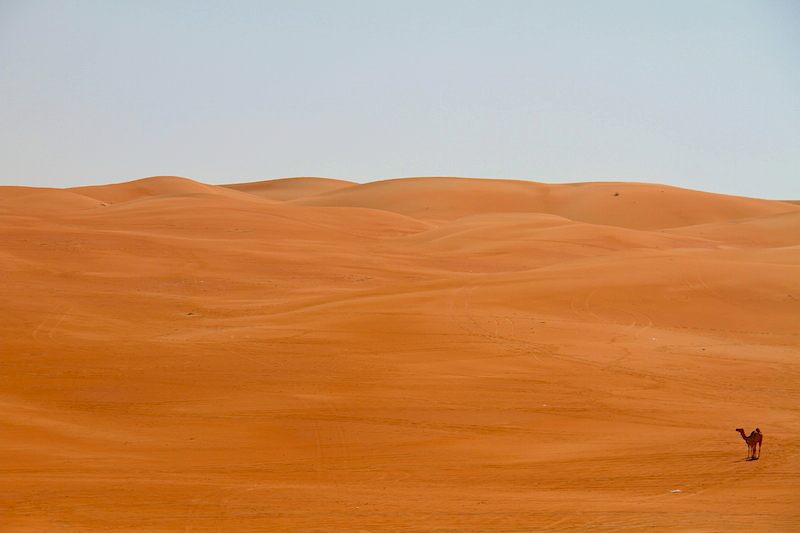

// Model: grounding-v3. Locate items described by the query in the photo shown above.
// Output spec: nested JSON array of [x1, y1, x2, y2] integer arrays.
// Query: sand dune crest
[[69, 175, 258, 205], [222, 176, 357, 201], [0, 188, 105, 213], [288, 176, 798, 229]]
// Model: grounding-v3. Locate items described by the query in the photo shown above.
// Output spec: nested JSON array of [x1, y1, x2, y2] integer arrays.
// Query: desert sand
[[2, 175, 799, 532]]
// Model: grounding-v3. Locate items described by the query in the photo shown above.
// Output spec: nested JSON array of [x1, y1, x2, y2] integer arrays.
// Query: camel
[[735, 428, 762, 460]]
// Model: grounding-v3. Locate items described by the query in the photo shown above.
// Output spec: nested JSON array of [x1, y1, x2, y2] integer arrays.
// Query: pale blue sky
[[1, 0, 798, 199]]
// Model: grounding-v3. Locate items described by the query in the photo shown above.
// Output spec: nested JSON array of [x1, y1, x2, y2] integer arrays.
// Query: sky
[[1, 0, 799, 199]]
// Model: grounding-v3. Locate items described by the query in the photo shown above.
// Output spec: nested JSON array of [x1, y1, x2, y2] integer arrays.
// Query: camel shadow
[[730, 456, 759, 462]]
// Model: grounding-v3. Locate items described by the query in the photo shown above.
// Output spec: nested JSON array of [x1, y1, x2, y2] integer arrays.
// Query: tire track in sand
[[448, 283, 550, 362], [31, 305, 75, 348]]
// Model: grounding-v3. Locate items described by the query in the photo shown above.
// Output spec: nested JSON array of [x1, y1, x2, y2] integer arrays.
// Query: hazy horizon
[[1, 0, 799, 199]]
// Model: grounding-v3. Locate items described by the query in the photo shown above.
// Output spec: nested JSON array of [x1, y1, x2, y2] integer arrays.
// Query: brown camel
[[735, 428, 762, 460]]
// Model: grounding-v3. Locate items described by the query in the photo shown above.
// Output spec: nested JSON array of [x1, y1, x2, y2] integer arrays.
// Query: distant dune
[[222, 176, 357, 201], [665, 210, 800, 248], [69, 175, 262, 205], [0, 188, 105, 213], [288, 176, 794, 229], [2, 175, 799, 532]]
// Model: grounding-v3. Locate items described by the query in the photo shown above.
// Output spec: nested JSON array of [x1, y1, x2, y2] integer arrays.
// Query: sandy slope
[[288, 176, 794, 229], [222, 177, 357, 201], [2, 176, 799, 532]]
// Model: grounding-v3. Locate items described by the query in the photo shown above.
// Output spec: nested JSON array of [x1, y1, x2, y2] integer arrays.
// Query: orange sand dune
[[222, 176, 357, 201], [0, 188, 105, 214], [289, 176, 798, 229], [2, 176, 799, 532], [0, 186, 59, 200], [665, 210, 800, 248], [398, 213, 714, 272], [69, 175, 261, 205]]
